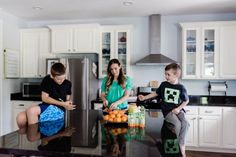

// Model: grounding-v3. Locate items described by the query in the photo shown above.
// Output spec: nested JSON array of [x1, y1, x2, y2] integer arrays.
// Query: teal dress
[[101, 76, 133, 109]]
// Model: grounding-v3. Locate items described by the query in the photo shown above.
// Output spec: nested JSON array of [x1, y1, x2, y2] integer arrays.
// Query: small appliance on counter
[[22, 82, 41, 98], [136, 87, 161, 109]]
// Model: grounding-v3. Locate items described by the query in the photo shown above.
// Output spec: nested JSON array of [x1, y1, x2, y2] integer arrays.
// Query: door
[[222, 107, 236, 148], [21, 31, 39, 77], [219, 25, 236, 78], [68, 58, 88, 110], [199, 115, 221, 147], [51, 28, 73, 53], [182, 28, 200, 79], [201, 27, 219, 78], [186, 115, 198, 147]]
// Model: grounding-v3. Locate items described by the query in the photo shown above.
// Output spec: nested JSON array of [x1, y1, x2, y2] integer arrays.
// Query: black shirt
[[41, 75, 72, 111], [156, 81, 189, 117]]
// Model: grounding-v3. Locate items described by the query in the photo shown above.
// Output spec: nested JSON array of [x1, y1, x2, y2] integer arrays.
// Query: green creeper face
[[164, 88, 180, 104], [164, 139, 179, 154]]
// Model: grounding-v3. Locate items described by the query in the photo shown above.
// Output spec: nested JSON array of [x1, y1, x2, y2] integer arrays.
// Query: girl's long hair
[[106, 59, 126, 92]]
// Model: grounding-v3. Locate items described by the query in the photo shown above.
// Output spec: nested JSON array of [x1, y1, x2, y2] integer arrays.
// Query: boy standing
[[138, 63, 189, 157], [17, 62, 76, 127]]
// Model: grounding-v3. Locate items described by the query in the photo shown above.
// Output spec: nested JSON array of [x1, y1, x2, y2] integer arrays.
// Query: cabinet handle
[[199, 117, 202, 120], [205, 111, 213, 113], [191, 118, 196, 120], [186, 110, 190, 112], [73, 49, 76, 51], [19, 104, 24, 107], [68, 49, 71, 52]]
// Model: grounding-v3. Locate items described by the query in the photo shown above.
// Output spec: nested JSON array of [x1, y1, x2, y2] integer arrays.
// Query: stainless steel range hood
[[136, 14, 176, 65]]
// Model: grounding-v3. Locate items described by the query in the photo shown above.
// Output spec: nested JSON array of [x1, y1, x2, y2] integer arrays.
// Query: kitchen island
[[0, 109, 173, 157]]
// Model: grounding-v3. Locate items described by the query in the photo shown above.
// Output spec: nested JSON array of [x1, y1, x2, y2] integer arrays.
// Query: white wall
[[0, 9, 25, 135], [25, 13, 236, 96]]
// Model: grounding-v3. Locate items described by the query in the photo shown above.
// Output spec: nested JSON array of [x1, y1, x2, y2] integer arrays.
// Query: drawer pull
[[205, 111, 213, 113], [19, 104, 24, 106], [186, 110, 190, 112], [199, 117, 203, 120], [191, 118, 196, 120]]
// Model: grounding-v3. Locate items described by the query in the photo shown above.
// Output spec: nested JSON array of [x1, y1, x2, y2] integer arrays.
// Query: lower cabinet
[[12, 101, 40, 131], [185, 106, 223, 149], [198, 107, 222, 148], [186, 114, 198, 147], [185, 106, 198, 147], [222, 107, 236, 149]]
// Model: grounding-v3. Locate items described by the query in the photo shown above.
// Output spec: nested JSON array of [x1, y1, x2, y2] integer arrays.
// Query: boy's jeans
[[165, 111, 190, 145]]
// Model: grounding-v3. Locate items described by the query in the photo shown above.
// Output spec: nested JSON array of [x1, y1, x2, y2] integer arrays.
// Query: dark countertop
[[0, 109, 169, 157], [92, 95, 236, 108], [188, 95, 236, 107], [11, 93, 41, 101]]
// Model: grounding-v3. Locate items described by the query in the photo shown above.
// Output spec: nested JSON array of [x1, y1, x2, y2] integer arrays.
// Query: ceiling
[[0, 0, 236, 21]]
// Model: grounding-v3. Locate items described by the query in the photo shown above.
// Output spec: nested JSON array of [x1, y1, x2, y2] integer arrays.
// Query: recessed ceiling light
[[123, 1, 133, 6], [32, 6, 43, 10]]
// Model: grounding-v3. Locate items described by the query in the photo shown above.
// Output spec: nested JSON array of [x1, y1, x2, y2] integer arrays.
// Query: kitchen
[[0, 0, 236, 156]]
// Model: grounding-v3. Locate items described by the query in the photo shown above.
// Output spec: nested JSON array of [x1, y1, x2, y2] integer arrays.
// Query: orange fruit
[[118, 110, 125, 115], [108, 118, 113, 122], [110, 114, 115, 118], [116, 113, 121, 118], [121, 116, 128, 122], [103, 115, 109, 121], [116, 117, 122, 123], [121, 128, 127, 133], [113, 110, 118, 114]]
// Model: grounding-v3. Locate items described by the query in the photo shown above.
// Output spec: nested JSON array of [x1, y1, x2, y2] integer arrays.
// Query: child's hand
[[172, 108, 180, 115], [63, 101, 76, 110], [138, 95, 145, 101]]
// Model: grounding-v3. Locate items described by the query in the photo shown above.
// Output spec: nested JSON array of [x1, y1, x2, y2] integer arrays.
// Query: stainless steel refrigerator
[[65, 56, 100, 148], [67, 56, 99, 110]]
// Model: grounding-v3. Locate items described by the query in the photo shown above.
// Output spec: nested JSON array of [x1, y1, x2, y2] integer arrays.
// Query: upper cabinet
[[99, 25, 132, 78], [48, 24, 100, 53], [219, 24, 236, 79], [20, 28, 53, 78], [181, 21, 236, 79]]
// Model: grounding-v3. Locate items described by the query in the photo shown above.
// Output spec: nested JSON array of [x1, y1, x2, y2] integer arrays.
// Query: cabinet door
[[222, 107, 236, 148], [116, 30, 131, 75], [74, 27, 99, 53], [99, 26, 132, 78], [199, 115, 221, 147], [38, 29, 53, 77], [182, 28, 200, 79], [12, 101, 39, 131], [186, 115, 198, 147], [219, 25, 236, 79], [201, 27, 219, 79], [100, 31, 114, 77], [21, 31, 39, 77], [51, 28, 73, 53]]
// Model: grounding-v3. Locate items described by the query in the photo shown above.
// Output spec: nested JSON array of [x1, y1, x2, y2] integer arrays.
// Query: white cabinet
[[186, 106, 222, 149], [12, 101, 40, 131], [198, 107, 222, 148], [181, 21, 236, 80], [99, 25, 132, 78], [219, 24, 236, 78], [20, 28, 52, 78], [185, 106, 198, 147], [222, 107, 236, 149], [180, 23, 219, 79], [49, 24, 100, 53]]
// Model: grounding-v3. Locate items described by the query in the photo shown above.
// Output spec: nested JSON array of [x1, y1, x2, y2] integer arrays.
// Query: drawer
[[199, 107, 222, 116], [12, 101, 40, 109], [185, 106, 198, 115]]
